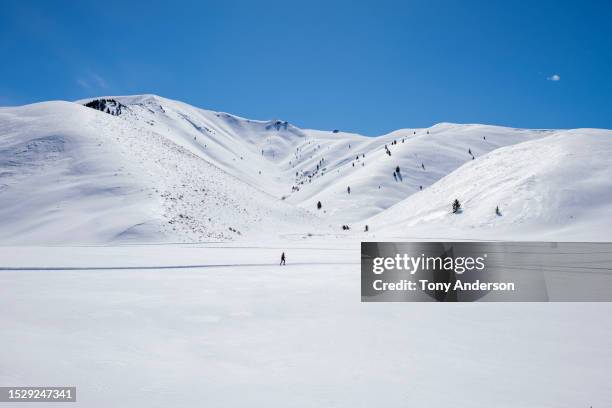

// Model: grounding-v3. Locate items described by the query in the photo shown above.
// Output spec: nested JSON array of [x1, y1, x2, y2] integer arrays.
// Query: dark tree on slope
[[496, 206, 502, 216], [395, 165, 400, 174], [317, 201, 322, 210], [452, 199, 461, 214]]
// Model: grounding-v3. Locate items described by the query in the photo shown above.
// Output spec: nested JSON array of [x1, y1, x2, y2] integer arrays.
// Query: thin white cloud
[[91, 73, 108, 89], [76, 78, 91, 89], [547, 74, 561, 81], [76, 72, 108, 91]]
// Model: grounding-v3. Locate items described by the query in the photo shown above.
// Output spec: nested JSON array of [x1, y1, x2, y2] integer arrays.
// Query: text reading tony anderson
[[361, 242, 612, 302]]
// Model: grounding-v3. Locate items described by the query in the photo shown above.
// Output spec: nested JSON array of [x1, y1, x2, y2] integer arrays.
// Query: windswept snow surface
[[1, 94, 611, 242]]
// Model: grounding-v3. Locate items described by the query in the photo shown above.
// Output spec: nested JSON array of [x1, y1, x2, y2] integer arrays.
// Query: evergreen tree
[[495, 206, 502, 216], [452, 199, 461, 214], [395, 165, 400, 173], [317, 201, 322, 210]]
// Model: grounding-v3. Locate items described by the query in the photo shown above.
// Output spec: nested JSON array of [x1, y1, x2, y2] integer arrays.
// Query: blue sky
[[1, 0, 610, 135]]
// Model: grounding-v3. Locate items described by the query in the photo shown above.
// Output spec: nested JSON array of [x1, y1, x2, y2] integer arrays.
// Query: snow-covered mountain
[[367, 130, 612, 240], [1, 94, 610, 243]]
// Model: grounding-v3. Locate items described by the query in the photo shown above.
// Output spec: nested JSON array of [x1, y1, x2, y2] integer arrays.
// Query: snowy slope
[[289, 124, 552, 222], [366, 130, 612, 240], [0, 99, 328, 244], [102, 95, 310, 198], [0, 101, 159, 243], [85, 95, 556, 224], [1, 94, 611, 243]]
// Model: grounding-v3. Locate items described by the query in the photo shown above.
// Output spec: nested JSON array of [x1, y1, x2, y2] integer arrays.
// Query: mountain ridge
[[1, 94, 610, 243]]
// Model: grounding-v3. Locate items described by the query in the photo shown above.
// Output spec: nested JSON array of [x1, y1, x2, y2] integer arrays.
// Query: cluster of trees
[[393, 165, 402, 181], [84, 98, 124, 116], [266, 120, 289, 131]]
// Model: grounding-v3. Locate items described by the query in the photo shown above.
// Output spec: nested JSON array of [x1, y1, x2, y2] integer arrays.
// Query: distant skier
[[280, 252, 286, 266]]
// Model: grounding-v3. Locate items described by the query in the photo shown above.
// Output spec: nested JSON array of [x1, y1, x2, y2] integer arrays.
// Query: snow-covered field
[[1, 95, 612, 406], [1, 243, 611, 407]]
